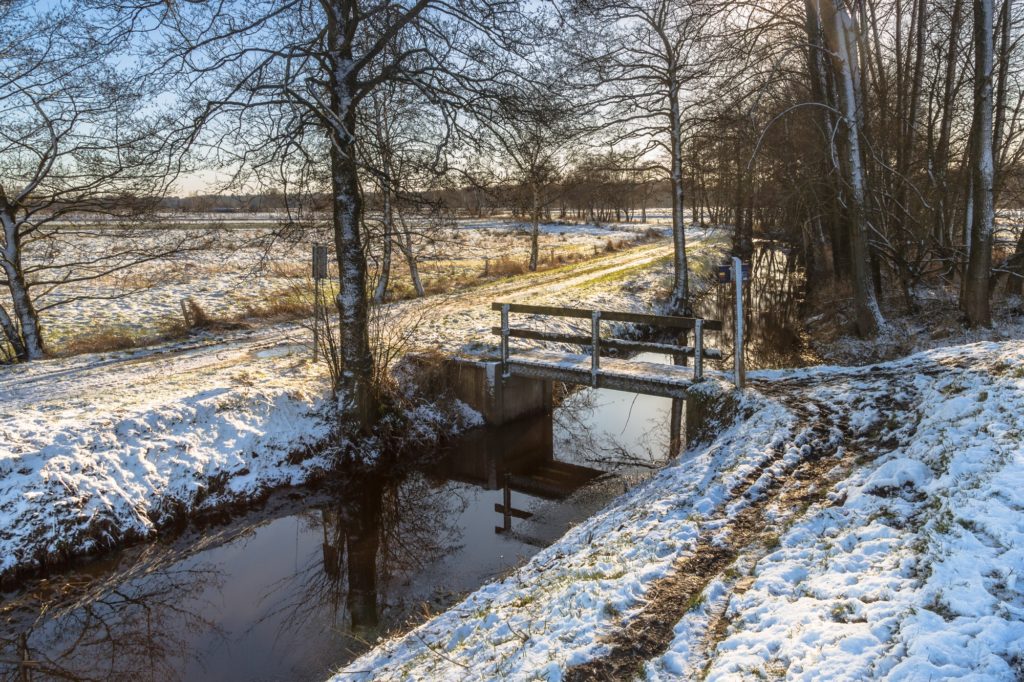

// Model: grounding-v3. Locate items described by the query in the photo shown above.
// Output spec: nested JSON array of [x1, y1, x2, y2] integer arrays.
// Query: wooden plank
[[489, 327, 723, 359], [491, 302, 723, 331]]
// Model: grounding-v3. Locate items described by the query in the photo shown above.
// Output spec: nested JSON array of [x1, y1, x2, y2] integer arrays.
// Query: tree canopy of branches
[[0, 1, 195, 361], [158, 0, 528, 433]]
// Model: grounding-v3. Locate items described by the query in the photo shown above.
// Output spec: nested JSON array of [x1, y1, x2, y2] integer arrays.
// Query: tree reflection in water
[[246, 461, 467, 662], [1, 541, 226, 681], [0, 458, 469, 682], [699, 243, 812, 372]]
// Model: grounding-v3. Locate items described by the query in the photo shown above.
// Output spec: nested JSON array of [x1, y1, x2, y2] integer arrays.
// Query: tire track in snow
[[564, 369, 924, 681]]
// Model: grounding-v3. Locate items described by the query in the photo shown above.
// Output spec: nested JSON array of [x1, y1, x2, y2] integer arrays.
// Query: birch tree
[[818, 0, 886, 336], [359, 77, 441, 302], [566, 0, 716, 315], [0, 1, 196, 362], [962, 0, 996, 326], [476, 81, 583, 271]]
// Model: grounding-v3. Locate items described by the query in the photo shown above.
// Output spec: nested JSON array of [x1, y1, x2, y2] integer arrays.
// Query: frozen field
[[12, 217, 665, 351]]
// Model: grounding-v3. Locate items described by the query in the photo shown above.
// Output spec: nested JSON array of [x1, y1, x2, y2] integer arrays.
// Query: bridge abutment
[[445, 357, 552, 426]]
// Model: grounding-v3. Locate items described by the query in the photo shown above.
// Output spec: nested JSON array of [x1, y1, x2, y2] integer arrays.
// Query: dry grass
[[486, 256, 530, 277], [241, 296, 313, 322], [605, 237, 628, 252], [54, 321, 190, 357]]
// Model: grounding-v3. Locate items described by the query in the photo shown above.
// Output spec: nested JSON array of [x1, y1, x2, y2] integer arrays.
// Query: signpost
[[312, 245, 328, 361], [732, 256, 745, 389]]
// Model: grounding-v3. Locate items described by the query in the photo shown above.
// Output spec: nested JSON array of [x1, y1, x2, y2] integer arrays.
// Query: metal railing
[[492, 302, 723, 385]]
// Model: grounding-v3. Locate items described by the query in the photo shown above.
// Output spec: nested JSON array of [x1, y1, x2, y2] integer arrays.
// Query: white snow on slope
[[0, 344, 333, 579], [336, 341, 1024, 681]]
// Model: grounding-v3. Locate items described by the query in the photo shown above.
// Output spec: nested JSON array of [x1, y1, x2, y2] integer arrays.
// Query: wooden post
[[733, 256, 745, 389], [502, 473, 512, 532], [501, 303, 510, 378], [180, 298, 191, 328], [694, 318, 703, 381], [591, 310, 601, 387]]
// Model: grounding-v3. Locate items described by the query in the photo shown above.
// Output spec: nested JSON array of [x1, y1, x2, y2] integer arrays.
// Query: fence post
[[501, 303, 510, 379], [180, 298, 191, 328], [591, 310, 601, 387], [732, 256, 745, 389], [694, 318, 703, 381]]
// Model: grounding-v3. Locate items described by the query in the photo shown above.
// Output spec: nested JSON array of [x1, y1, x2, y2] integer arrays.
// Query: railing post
[[591, 310, 601, 387], [501, 303, 511, 379], [694, 318, 703, 381], [733, 256, 745, 389]]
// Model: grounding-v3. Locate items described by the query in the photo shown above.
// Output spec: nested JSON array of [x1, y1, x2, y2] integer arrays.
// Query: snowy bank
[[336, 340, 1024, 681], [0, 342, 335, 584]]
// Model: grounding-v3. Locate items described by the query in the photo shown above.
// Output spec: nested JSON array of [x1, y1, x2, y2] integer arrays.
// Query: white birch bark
[[668, 73, 690, 315], [373, 189, 394, 304], [0, 202, 44, 359], [963, 0, 995, 327], [824, 0, 885, 336]]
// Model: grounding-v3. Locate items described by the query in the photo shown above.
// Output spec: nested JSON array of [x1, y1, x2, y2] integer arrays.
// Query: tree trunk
[[327, 9, 376, 433], [0, 201, 44, 359], [529, 182, 540, 272], [668, 75, 690, 315], [0, 303, 26, 360], [400, 226, 425, 298], [962, 0, 995, 327], [934, 0, 966, 251], [372, 189, 393, 304], [823, 0, 885, 336]]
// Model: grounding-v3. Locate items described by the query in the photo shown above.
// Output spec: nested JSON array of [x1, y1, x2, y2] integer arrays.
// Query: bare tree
[[475, 77, 584, 271], [0, 2, 196, 361], [963, 0, 997, 326], [566, 0, 718, 314], [817, 0, 886, 335], [161, 0, 525, 433]]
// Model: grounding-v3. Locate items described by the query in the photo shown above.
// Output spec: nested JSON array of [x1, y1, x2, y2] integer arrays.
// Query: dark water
[[695, 242, 814, 371], [0, 246, 807, 682], [0, 384, 678, 682]]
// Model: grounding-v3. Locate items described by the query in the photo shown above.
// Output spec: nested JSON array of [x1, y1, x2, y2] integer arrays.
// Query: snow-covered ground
[[336, 340, 1024, 680], [17, 218, 663, 350], [0, 233, 727, 585]]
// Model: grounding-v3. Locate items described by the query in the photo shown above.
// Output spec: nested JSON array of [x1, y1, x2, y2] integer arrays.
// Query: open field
[[10, 216, 669, 355]]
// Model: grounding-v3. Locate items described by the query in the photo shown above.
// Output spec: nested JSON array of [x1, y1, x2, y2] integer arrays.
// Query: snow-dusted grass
[[17, 218, 666, 353], [336, 340, 1024, 680], [0, 342, 334, 583]]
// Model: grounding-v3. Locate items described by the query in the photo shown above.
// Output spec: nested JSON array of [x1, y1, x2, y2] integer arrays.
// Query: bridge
[[491, 302, 726, 399]]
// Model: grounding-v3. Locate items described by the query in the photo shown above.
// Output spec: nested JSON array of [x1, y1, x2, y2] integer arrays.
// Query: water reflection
[[697, 242, 812, 371], [1, 541, 227, 681], [1, 399, 670, 682]]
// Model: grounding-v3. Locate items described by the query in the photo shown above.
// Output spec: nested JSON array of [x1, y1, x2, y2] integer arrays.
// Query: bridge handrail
[[488, 326, 723, 359], [489, 302, 723, 331], [492, 301, 723, 385]]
